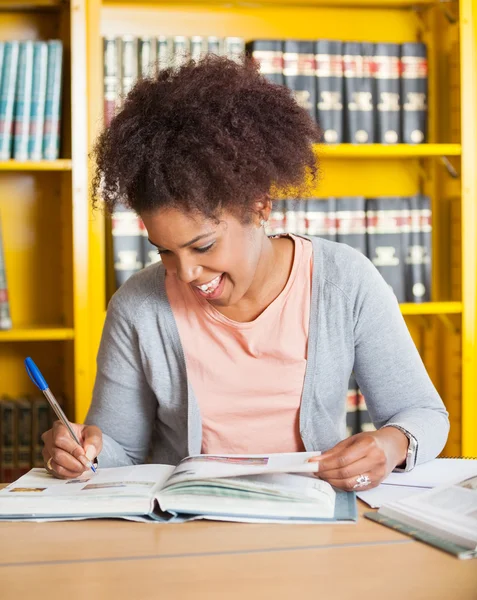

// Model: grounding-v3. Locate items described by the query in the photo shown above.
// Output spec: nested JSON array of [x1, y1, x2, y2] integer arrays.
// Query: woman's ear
[[253, 196, 273, 225]]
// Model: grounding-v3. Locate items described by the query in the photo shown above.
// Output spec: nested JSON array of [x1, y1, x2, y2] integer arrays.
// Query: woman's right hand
[[41, 421, 103, 479]]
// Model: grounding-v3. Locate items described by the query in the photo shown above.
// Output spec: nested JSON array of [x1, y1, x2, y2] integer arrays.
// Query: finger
[[48, 457, 86, 480], [82, 425, 103, 462], [317, 456, 376, 484], [313, 440, 372, 474], [52, 421, 84, 455], [50, 447, 87, 475], [325, 472, 379, 492]]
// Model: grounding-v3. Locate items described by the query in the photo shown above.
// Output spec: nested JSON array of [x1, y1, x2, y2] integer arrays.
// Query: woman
[[42, 56, 449, 491]]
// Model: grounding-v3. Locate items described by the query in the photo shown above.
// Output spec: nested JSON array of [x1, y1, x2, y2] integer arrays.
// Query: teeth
[[197, 275, 222, 294]]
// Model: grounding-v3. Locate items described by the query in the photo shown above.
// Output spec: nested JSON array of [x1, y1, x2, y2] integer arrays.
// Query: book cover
[[305, 198, 337, 240], [103, 37, 120, 127], [0, 213, 12, 330], [111, 204, 144, 288], [343, 42, 375, 143], [374, 42, 401, 144], [283, 40, 316, 120], [315, 40, 344, 143], [42, 40, 63, 160], [405, 194, 431, 302], [13, 41, 34, 160], [0, 41, 20, 160], [401, 42, 428, 144], [246, 40, 284, 86], [28, 41, 48, 160], [335, 196, 367, 254], [366, 197, 406, 302]]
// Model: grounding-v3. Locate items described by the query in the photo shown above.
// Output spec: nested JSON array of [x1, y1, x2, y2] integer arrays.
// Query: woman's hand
[[41, 421, 103, 479], [308, 427, 409, 491]]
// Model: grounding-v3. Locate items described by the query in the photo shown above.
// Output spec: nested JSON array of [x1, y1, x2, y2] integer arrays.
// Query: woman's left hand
[[308, 427, 409, 491]]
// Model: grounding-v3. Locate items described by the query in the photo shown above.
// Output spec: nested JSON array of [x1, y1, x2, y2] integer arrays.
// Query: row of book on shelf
[[103, 35, 428, 146], [0, 395, 56, 483], [0, 40, 63, 161], [110, 194, 431, 304], [247, 40, 428, 144]]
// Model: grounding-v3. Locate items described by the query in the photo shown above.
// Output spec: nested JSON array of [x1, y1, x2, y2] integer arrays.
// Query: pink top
[[165, 235, 313, 454]]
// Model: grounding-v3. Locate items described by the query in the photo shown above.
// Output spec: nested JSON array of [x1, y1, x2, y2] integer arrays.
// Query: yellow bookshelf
[[317, 143, 461, 158], [0, 160, 72, 171], [0, 326, 75, 341]]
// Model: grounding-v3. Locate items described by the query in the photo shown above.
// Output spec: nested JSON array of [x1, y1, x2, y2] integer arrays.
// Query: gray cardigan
[[87, 236, 449, 467]]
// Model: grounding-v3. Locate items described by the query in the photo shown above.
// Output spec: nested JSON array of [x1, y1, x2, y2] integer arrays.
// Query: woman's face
[[142, 206, 267, 307]]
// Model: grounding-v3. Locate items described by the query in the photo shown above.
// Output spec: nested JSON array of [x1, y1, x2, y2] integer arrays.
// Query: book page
[[163, 452, 321, 488]]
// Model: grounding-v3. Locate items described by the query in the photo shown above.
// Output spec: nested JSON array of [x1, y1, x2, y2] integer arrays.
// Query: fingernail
[[78, 455, 90, 468], [85, 446, 96, 461]]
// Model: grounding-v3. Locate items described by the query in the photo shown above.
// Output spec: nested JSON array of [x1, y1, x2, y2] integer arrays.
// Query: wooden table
[[1, 501, 476, 600]]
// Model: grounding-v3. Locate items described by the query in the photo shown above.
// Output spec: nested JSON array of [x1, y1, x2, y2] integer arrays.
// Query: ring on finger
[[46, 457, 54, 472], [353, 474, 371, 489]]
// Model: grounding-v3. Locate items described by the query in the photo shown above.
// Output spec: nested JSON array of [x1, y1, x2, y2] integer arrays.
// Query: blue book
[[13, 41, 34, 160], [28, 42, 48, 160], [0, 41, 20, 160], [42, 40, 63, 160]]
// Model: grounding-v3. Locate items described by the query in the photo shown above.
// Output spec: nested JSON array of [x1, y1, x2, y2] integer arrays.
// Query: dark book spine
[[335, 196, 367, 254], [305, 198, 337, 240], [401, 42, 428, 143], [343, 42, 375, 143], [0, 398, 16, 483], [16, 397, 32, 478], [346, 375, 360, 437], [405, 194, 432, 302], [374, 43, 401, 144], [103, 37, 119, 127], [366, 197, 406, 302], [315, 40, 344, 143], [0, 213, 12, 330], [31, 396, 50, 468], [111, 205, 144, 288], [245, 40, 284, 86], [283, 40, 316, 120]]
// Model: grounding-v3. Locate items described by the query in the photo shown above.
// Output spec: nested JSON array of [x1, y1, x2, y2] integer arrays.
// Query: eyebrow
[[149, 231, 216, 251]]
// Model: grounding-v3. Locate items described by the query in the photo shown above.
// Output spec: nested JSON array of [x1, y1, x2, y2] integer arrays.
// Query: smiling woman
[[40, 55, 449, 493]]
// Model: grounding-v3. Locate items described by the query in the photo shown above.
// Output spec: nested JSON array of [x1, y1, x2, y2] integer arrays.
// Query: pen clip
[[24, 357, 48, 392]]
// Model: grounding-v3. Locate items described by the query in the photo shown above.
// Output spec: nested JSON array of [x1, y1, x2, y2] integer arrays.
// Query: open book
[[0, 451, 357, 524], [365, 470, 477, 559]]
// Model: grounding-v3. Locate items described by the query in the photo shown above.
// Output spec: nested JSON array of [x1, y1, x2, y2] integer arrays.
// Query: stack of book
[[246, 39, 428, 144], [267, 194, 432, 303], [0, 395, 57, 483], [0, 40, 63, 161]]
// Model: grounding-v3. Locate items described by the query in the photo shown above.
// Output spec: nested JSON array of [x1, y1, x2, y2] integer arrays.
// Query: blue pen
[[24, 357, 96, 473]]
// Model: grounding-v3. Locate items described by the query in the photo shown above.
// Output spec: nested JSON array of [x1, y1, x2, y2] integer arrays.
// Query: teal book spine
[[42, 40, 63, 160], [28, 42, 48, 160], [0, 41, 20, 160], [13, 41, 34, 161], [364, 511, 477, 560]]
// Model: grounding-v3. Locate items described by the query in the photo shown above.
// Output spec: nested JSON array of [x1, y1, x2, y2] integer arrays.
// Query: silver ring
[[353, 474, 371, 489], [46, 457, 54, 472]]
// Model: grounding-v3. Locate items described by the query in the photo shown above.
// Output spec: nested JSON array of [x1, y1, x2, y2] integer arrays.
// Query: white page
[[162, 452, 321, 487], [357, 484, 427, 508]]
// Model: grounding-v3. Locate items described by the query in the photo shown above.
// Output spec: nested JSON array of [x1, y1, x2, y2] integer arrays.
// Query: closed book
[[343, 42, 375, 143], [120, 36, 138, 99], [335, 196, 366, 254], [103, 37, 120, 127], [283, 40, 316, 120], [0, 398, 16, 483], [139, 37, 156, 79], [206, 36, 223, 57], [405, 194, 431, 302], [31, 396, 51, 468], [0, 213, 12, 330], [224, 37, 245, 63], [42, 40, 63, 160], [13, 41, 34, 160], [172, 36, 190, 68], [284, 198, 307, 235], [16, 397, 32, 478], [111, 204, 144, 288], [374, 42, 401, 144], [266, 199, 286, 235], [305, 198, 337, 240], [28, 42, 48, 160], [346, 374, 360, 437], [401, 42, 428, 143], [366, 197, 406, 302], [0, 41, 20, 160], [190, 36, 205, 61], [246, 40, 284, 86], [315, 40, 344, 143], [156, 36, 172, 71]]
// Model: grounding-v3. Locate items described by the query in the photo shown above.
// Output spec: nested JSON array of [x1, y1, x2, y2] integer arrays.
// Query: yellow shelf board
[[105, 0, 439, 7], [0, 160, 72, 171], [0, 0, 62, 9], [400, 302, 463, 316], [0, 326, 75, 342], [316, 144, 461, 158]]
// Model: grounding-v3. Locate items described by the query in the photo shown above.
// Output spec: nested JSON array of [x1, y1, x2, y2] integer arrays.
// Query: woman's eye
[[157, 249, 170, 255], [195, 243, 215, 254]]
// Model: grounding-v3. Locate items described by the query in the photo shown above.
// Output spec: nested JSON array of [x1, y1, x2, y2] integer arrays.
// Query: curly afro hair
[[92, 54, 321, 221]]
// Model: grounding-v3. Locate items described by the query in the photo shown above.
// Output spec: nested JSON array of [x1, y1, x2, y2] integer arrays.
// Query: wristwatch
[[384, 424, 418, 472]]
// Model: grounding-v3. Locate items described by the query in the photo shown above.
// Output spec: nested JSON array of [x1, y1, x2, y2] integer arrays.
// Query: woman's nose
[[176, 260, 203, 284]]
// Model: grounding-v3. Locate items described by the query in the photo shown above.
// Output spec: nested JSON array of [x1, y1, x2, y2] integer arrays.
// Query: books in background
[[0, 212, 11, 330], [346, 375, 374, 437], [0, 395, 57, 483], [266, 194, 432, 303], [0, 40, 63, 161], [247, 39, 428, 144], [103, 34, 245, 288]]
